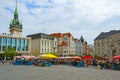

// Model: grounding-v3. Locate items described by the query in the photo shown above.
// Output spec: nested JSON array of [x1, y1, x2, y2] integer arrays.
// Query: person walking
[[1, 59, 4, 64]]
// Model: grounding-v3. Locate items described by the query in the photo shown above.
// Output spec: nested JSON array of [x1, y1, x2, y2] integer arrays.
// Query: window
[[2, 37, 7, 51], [25, 39, 29, 51], [45, 41, 46, 46], [42, 41, 43, 45], [21, 39, 25, 51], [12, 38, 16, 50], [17, 38, 21, 51], [42, 48, 43, 52], [48, 41, 49, 46], [8, 38, 12, 47]]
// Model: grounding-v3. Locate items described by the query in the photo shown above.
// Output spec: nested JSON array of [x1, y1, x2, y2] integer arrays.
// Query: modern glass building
[[0, 35, 31, 55]]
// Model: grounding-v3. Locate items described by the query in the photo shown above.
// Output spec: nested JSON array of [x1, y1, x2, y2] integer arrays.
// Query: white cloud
[[0, 0, 120, 44]]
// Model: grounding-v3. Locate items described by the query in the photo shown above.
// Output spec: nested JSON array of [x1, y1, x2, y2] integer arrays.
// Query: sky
[[0, 0, 120, 44]]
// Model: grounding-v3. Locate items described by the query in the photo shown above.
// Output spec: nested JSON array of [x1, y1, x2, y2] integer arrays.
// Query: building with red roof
[[50, 32, 75, 56]]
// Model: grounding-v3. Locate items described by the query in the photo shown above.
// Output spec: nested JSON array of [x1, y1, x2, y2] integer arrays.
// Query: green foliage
[[79, 54, 83, 57], [94, 53, 100, 58], [74, 54, 79, 56], [75, 54, 83, 57], [33, 49, 39, 57], [83, 53, 92, 56], [4, 47, 18, 58], [50, 52, 59, 56]]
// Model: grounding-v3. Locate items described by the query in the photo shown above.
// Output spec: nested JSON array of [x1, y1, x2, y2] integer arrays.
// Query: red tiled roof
[[63, 33, 72, 37], [50, 33, 63, 38], [51, 32, 72, 37], [50, 32, 75, 40], [59, 41, 68, 46]]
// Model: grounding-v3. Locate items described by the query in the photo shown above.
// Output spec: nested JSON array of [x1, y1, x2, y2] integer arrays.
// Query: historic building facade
[[75, 39, 83, 55], [50, 33, 75, 56], [27, 33, 57, 55], [0, 3, 31, 56], [94, 30, 120, 58], [27, 32, 92, 56]]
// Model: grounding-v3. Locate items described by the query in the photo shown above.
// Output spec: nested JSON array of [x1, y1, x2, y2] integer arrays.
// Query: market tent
[[22, 55, 36, 59], [112, 55, 120, 60], [58, 56, 71, 59], [82, 55, 93, 60], [95, 56, 106, 60], [71, 56, 81, 60], [40, 53, 58, 59], [14, 56, 22, 59]]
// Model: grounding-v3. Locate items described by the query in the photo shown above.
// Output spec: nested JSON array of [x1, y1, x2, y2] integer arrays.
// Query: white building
[[27, 33, 57, 55]]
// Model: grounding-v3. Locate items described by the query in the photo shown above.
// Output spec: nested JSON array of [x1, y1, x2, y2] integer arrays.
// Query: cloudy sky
[[0, 0, 120, 44]]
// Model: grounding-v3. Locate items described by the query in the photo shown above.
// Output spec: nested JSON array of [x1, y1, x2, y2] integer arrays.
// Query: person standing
[[1, 59, 4, 64]]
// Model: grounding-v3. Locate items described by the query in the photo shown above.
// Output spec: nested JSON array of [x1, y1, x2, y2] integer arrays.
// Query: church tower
[[9, 2, 22, 36]]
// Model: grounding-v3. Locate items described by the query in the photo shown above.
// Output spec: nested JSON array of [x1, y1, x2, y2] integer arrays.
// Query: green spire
[[14, 3, 18, 19], [10, 1, 22, 29]]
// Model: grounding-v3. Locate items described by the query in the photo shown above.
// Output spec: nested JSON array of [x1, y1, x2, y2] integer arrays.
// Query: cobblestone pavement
[[0, 63, 120, 80]]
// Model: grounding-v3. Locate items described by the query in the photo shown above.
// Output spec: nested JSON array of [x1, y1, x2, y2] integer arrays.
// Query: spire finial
[[16, 0, 17, 7], [14, 0, 18, 19]]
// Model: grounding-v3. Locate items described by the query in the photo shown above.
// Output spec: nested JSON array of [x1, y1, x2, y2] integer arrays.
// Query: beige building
[[27, 33, 57, 56], [50, 33, 75, 56], [94, 30, 120, 58]]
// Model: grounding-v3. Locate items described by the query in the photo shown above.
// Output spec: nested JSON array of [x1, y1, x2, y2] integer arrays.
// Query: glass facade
[[12, 38, 16, 50], [17, 38, 21, 51], [0, 37, 30, 52], [2, 37, 7, 51], [25, 39, 29, 51], [0, 38, 1, 51], [8, 38, 12, 47], [21, 39, 25, 51]]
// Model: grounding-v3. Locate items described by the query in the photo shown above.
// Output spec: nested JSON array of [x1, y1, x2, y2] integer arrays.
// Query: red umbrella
[[112, 55, 120, 60], [82, 55, 93, 60]]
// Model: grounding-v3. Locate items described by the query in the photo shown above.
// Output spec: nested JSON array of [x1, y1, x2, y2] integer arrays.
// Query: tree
[[4, 47, 18, 60], [93, 53, 100, 58], [50, 52, 59, 57], [83, 53, 92, 56], [33, 49, 39, 57]]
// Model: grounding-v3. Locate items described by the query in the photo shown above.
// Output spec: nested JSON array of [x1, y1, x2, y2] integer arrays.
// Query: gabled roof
[[59, 41, 68, 46], [95, 30, 120, 40]]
